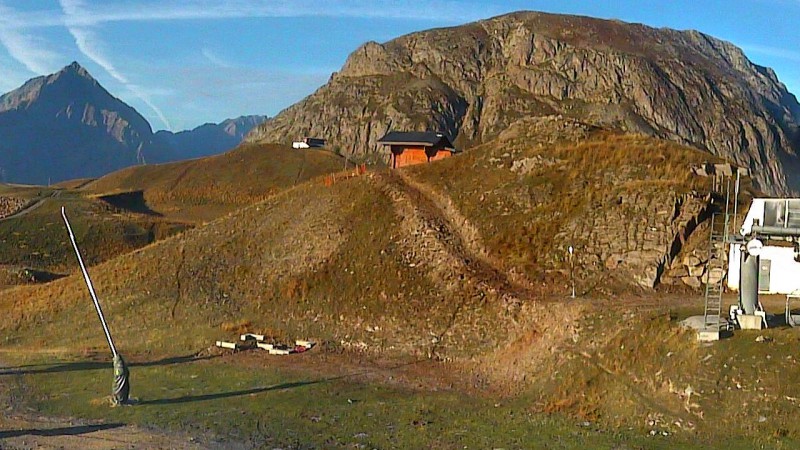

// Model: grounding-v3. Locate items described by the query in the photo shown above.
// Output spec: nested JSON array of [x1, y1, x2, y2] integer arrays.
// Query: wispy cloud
[[0, 3, 61, 75], [741, 44, 800, 63], [0, 56, 32, 92], [201, 48, 234, 69], [5, 0, 503, 29], [58, 0, 173, 130], [0, 0, 506, 126]]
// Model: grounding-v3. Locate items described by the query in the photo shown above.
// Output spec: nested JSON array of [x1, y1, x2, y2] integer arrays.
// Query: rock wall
[[0, 196, 27, 219], [558, 190, 711, 288], [661, 221, 729, 289]]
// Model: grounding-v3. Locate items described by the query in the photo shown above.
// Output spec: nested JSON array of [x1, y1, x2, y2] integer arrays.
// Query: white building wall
[[728, 244, 800, 294], [740, 200, 766, 235], [740, 198, 800, 234], [728, 244, 741, 290]]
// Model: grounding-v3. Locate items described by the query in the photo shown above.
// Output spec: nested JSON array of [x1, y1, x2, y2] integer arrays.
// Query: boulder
[[688, 265, 705, 277], [681, 276, 702, 288], [634, 265, 661, 289], [683, 255, 702, 267], [703, 268, 725, 285]]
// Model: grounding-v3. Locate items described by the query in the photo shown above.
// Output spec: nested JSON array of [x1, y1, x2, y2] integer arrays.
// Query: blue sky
[[0, 1, 798, 132]]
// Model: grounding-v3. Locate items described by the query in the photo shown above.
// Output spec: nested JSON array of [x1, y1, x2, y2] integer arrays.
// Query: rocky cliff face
[[247, 11, 800, 194], [0, 62, 158, 184]]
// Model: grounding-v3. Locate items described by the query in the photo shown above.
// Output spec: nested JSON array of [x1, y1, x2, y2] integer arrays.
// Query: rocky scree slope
[[247, 11, 800, 194]]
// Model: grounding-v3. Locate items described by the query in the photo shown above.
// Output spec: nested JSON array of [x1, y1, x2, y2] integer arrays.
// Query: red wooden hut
[[377, 131, 458, 168]]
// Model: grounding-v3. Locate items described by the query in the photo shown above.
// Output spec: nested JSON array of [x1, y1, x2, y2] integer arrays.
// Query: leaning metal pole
[[61, 206, 130, 405]]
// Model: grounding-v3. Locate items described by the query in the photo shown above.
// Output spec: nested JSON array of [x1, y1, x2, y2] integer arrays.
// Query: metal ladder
[[703, 176, 732, 331]]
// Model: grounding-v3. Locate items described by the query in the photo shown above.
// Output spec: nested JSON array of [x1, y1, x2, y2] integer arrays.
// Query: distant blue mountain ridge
[[0, 61, 268, 185]]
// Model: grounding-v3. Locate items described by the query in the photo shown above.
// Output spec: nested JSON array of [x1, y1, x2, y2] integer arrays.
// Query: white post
[[733, 169, 740, 227], [61, 206, 118, 357], [568, 245, 576, 298]]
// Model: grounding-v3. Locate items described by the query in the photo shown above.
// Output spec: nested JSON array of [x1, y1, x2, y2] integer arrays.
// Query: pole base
[[112, 354, 130, 406]]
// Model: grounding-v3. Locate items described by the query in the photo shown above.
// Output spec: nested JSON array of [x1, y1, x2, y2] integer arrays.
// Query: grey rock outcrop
[[559, 189, 711, 289], [0, 196, 26, 219], [247, 11, 800, 194]]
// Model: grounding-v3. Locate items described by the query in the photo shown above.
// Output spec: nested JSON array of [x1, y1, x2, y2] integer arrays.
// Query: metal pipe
[[568, 246, 575, 298], [740, 251, 759, 315], [724, 176, 731, 242], [751, 225, 800, 237], [61, 206, 118, 357], [785, 200, 790, 227]]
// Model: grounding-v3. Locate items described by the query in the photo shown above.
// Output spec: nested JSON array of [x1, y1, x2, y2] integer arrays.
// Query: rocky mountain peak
[[0, 63, 269, 184], [59, 61, 93, 79], [0, 62, 157, 184], [154, 115, 269, 159], [0, 61, 108, 114], [220, 115, 269, 137], [248, 11, 800, 194]]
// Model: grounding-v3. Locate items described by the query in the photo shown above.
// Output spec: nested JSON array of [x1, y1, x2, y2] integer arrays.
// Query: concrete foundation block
[[241, 333, 265, 341], [697, 329, 720, 342], [216, 340, 237, 349], [738, 314, 763, 330]]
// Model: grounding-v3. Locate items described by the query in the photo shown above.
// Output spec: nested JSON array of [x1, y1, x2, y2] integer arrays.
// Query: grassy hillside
[[2, 121, 792, 446], [0, 144, 345, 289], [85, 143, 346, 222], [0, 119, 723, 367], [410, 117, 719, 291], [0, 188, 189, 288]]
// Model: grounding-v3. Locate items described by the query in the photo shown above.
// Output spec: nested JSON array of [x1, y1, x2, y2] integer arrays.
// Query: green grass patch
[[5, 352, 720, 449]]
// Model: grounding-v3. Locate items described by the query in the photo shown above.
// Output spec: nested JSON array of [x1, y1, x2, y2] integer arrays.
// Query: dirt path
[[0, 191, 60, 223], [375, 171, 539, 302], [394, 172, 490, 263], [372, 170, 552, 356], [0, 415, 216, 450]]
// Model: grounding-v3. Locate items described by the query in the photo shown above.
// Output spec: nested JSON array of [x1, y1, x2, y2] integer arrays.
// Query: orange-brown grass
[[0, 175, 439, 354], [84, 143, 345, 222], [220, 320, 253, 335], [0, 144, 345, 278], [0, 127, 722, 357], [3, 127, 797, 444], [0, 183, 52, 199], [51, 178, 94, 189], [0, 192, 189, 275]]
